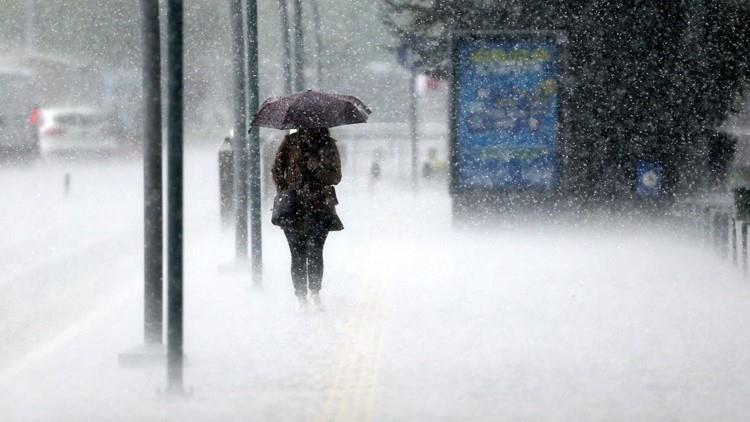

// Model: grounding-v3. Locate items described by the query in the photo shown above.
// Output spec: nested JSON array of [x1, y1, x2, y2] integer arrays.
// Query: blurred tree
[[382, 0, 750, 200], [0, 0, 232, 131], [0, 0, 410, 125], [0, 0, 229, 66]]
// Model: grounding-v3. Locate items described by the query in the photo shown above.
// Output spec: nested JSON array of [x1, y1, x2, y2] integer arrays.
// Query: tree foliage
[[383, 0, 750, 198]]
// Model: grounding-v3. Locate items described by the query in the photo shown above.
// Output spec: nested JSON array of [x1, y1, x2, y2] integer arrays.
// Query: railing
[[680, 200, 748, 275], [218, 123, 451, 227]]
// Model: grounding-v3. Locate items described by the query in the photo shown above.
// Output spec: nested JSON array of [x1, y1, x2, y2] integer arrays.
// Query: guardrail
[[218, 127, 453, 230], [682, 201, 748, 275]]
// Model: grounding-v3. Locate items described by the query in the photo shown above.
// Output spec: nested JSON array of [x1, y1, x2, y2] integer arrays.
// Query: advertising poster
[[453, 35, 559, 190]]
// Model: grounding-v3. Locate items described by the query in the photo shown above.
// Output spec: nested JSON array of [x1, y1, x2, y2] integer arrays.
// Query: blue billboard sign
[[453, 34, 560, 190]]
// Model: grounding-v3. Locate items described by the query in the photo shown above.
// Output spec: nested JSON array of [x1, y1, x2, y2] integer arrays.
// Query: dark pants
[[284, 229, 328, 297]]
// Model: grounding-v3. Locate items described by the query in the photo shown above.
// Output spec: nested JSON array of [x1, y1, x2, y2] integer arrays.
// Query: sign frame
[[449, 30, 570, 211]]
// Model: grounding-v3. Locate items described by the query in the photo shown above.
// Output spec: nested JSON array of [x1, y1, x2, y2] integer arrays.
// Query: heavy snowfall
[[2, 1, 750, 421]]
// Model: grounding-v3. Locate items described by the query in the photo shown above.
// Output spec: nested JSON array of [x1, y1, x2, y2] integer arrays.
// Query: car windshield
[[54, 113, 104, 126]]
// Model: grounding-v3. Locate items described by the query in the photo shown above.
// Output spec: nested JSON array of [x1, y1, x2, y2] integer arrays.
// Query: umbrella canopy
[[250, 90, 371, 130]]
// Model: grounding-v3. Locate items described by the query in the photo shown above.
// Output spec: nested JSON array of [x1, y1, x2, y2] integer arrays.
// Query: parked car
[[38, 107, 120, 158], [0, 67, 38, 157]]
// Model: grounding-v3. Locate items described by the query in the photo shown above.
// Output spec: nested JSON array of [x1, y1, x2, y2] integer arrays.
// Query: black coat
[[272, 132, 343, 232]]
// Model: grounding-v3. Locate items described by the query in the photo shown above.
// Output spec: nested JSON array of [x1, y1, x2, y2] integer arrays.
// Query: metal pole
[[230, 0, 249, 258], [310, 0, 323, 88], [732, 217, 738, 266], [703, 206, 711, 247], [409, 67, 418, 191], [684, 0, 710, 191], [219, 137, 234, 228], [743, 221, 748, 276], [292, 0, 305, 92], [24, 0, 35, 52], [141, 0, 163, 345], [711, 211, 721, 254], [720, 213, 730, 260], [166, 0, 184, 393], [278, 0, 293, 94], [246, 0, 263, 287]]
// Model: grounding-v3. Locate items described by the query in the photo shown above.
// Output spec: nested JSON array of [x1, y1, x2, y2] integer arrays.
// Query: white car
[[38, 107, 120, 157]]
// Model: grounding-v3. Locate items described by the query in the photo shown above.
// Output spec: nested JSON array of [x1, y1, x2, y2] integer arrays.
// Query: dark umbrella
[[250, 89, 371, 130]]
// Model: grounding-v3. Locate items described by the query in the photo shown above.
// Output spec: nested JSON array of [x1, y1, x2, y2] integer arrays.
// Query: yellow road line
[[364, 287, 392, 422], [313, 246, 396, 422]]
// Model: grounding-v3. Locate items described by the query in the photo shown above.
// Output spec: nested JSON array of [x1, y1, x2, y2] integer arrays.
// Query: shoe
[[297, 294, 309, 311], [310, 292, 324, 312]]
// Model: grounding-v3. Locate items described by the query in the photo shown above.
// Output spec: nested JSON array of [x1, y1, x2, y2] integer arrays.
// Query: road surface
[[1, 146, 750, 421]]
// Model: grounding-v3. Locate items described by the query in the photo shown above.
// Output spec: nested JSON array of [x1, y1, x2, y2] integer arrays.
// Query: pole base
[[217, 258, 253, 274], [118, 343, 166, 368], [157, 385, 194, 399]]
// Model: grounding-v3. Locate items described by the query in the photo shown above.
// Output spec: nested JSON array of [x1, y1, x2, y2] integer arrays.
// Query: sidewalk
[[3, 187, 750, 421]]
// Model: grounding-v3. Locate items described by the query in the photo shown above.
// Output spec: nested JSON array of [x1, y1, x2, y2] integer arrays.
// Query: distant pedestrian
[[272, 128, 343, 310], [370, 149, 383, 186]]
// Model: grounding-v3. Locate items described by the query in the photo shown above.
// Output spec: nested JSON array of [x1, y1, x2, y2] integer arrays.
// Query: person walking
[[251, 90, 369, 310], [272, 127, 343, 310]]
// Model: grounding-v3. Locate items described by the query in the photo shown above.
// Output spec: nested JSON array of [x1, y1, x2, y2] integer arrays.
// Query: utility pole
[[686, 0, 709, 193], [117, 0, 165, 368], [24, 0, 35, 52], [310, 0, 323, 88], [398, 44, 419, 189], [246, 0, 263, 287], [141, 0, 163, 346], [409, 67, 418, 191], [165, 0, 185, 394], [230, 0, 249, 258], [291, 0, 305, 92], [278, 0, 293, 94]]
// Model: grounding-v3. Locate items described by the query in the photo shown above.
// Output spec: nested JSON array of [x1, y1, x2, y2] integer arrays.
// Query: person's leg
[[284, 230, 309, 299], [306, 230, 329, 294]]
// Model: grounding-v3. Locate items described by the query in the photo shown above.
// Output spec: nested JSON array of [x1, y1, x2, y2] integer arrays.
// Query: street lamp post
[[165, 0, 185, 394], [117, 0, 165, 368], [25, 0, 35, 52], [246, 0, 263, 287], [230, 0, 249, 259], [141, 0, 164, 347], [409, 67, 418, 191], [292, 0, 305, 92], [310, 0, 323, 88], [278, 0, 293, 94]]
